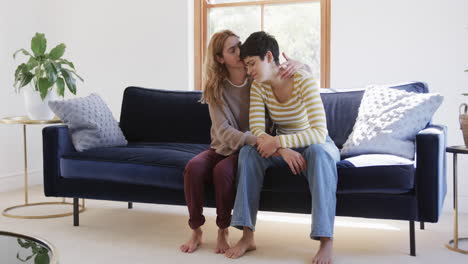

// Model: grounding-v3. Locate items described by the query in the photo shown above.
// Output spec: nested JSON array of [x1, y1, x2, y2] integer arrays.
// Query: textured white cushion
[[340, 85, 443, 159], [48, 93, 128, 152]]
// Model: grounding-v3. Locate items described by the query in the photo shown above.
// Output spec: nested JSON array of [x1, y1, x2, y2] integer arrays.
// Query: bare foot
[[312, 237, 333, 264], [180, 228, 203, 253], [214, 228, 230, 254], [224, 228, 256, 259]]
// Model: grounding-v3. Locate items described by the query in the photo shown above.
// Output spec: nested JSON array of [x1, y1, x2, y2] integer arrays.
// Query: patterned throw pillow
[[48, 93, 128, 152], [340, 85, 443, 159]]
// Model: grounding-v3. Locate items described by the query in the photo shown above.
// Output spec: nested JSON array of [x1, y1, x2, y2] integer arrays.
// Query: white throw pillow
[[49, 93, 128, 152], [340, 85, 443, 159]]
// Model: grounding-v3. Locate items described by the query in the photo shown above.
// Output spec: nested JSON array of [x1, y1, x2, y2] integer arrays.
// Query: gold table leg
[[24, 124, 28, 204], [445, 153, 468, 254], [2, 125, 86, 219]]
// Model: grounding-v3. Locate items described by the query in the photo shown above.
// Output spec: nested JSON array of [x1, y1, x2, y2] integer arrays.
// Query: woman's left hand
[[257, 135, 280, 158], [277, 52, 304, 79]]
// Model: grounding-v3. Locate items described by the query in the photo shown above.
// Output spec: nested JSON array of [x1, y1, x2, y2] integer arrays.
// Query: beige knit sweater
[[208, 78, 257, 156]]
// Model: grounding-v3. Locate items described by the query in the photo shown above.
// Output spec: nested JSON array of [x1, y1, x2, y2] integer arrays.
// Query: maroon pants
[[184, 148, 238, 230]]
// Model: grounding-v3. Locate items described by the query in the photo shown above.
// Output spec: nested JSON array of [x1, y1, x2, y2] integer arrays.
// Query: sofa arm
[[415, 124, 447, 222], [42, 125, 76, 196]]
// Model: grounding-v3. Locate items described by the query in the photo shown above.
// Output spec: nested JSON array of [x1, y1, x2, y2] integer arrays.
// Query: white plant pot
[[23, 87, 58, 120]]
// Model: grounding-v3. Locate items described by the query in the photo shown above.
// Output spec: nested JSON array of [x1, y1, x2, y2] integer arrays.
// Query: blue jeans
[[230, 136, 340, 240]]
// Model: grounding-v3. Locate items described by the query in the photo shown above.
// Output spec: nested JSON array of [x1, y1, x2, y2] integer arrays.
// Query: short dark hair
[[240, 31, 280, 65]]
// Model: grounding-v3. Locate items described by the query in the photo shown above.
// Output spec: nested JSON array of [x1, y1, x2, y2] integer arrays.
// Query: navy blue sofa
[[42, 82, 446, 256]]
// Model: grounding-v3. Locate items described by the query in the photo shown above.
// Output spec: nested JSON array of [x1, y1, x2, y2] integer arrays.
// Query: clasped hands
[[256, 134, 307, 175]]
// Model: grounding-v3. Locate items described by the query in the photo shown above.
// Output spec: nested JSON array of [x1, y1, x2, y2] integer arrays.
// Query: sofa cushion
[[60, 143, 209, 189], [48, 93, 128, 152], [263, 154, 415, 194], [340, 85, 443, 159], [336, 154, 415, 194], [321, 91, 364, 149], [119, 87, 211, 144], [321, 81, 429, 149]]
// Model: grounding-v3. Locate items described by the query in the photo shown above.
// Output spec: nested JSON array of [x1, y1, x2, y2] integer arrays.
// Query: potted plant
[[13, 32, 83, 120]]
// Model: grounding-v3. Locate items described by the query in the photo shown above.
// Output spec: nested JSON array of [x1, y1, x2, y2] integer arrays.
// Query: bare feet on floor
[[180, 228, 203, 253], [214, 228, 230, 254], [224, 228, 256, 259], [312, 237, 333, 264]]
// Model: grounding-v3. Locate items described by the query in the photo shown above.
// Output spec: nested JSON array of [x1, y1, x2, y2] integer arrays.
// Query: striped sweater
[[249, 71, 328, 148]]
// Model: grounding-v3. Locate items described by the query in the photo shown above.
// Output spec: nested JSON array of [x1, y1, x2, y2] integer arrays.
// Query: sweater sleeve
[[277, 76, 327, 148], [249, 82, 267, 137], [208, 102, 257, 150]]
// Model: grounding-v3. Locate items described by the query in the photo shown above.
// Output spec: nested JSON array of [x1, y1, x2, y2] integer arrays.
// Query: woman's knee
[[213, 157, 237, 185], [304, 144, 326, 156], [239, 145, 261, 161], [303, 143, 337, 161], [185, 155, 213, 182]]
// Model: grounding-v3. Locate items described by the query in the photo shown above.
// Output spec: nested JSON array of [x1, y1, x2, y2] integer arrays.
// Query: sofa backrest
[[120, 82, 428, 146], [321, 91, 364, 149], [322, 82, 428, 148], [120, 87, 211, 144]]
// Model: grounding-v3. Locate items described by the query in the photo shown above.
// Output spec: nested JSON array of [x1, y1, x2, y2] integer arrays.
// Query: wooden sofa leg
[[128, 202, 133, 209], [410, 221, 416, 256], [73, 198, 79, 227], [420, 221, 425, 230]]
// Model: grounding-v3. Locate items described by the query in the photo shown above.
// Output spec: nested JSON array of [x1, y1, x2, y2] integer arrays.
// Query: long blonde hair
[[200, 30, 239, 106]]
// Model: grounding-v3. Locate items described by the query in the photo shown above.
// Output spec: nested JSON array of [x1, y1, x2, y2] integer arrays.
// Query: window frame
[[194, 0, 331, 90]]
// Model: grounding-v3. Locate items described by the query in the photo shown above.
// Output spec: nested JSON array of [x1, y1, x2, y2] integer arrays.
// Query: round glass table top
[[0, 116, 61, 125], [446, 145, 468, 154], [0, 231, 57, 264]]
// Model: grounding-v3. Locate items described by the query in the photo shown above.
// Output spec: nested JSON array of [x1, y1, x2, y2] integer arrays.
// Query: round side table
[[445, 145, 468, 254], [0, 116, 85, 219]]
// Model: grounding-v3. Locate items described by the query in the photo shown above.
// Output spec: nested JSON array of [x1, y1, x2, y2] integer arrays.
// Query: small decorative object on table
[[460, 104, 468, 147], [13, 32, 83, 120], [461, 69, 468, 146]]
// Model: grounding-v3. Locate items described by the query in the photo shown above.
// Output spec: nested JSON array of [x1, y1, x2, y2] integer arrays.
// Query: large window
[[194, 0, 330, 90]]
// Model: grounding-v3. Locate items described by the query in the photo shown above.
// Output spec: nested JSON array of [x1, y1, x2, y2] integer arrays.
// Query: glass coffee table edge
[[0, 230, 59, 264]]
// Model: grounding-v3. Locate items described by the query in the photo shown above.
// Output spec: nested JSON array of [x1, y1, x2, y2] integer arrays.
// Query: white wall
[[0, 0, 192, 192], [58, 0, 192, 112], [331, 0, 468, 212], [0, 0, 66, 192], [1, 0, 468, 213]]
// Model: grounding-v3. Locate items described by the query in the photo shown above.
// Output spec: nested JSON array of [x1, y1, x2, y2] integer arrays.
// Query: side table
[[445, 145, 468, 254], [0, 116, 85, 219]]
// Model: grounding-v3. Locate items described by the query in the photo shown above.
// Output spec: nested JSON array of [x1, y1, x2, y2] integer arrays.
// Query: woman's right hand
[[277, 52, 306, 79], [277, 148, 307, 175]]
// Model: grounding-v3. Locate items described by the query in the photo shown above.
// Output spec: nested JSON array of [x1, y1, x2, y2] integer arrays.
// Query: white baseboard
[[0, 169, 42, 193]]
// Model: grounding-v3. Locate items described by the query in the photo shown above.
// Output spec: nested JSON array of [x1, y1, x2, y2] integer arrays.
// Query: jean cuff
[[310, 233, 333, 241], [230, 220, 255, 232]]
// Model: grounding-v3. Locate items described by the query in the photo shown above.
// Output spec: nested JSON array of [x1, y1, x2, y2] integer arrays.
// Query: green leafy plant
[[13, 32, 83, 100], [16, 238, 50, 264]]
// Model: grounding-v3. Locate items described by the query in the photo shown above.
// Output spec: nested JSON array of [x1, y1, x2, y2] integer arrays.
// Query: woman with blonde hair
[[180, 29, 306, 254]]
